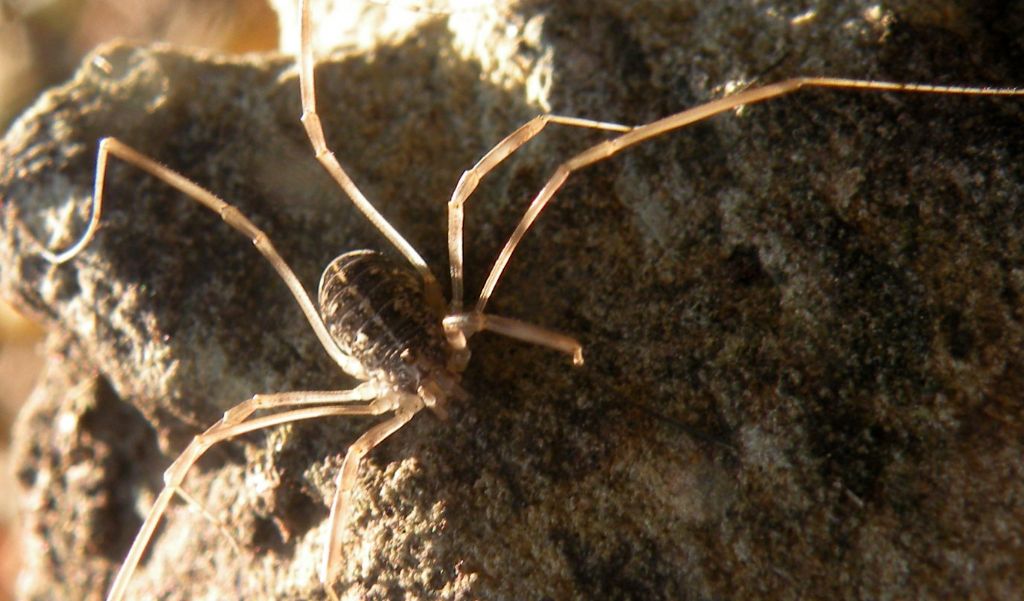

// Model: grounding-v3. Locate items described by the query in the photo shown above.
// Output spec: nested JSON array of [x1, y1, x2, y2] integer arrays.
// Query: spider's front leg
[[441, 115, 637, 366], [445, 114, 632, 313]]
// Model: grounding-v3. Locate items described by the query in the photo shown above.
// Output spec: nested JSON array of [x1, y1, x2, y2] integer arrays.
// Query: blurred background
[[0, 1, 278, 598]]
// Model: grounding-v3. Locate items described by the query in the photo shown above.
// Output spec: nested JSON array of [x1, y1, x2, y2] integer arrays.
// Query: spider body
[[317, 249, 462, 406]]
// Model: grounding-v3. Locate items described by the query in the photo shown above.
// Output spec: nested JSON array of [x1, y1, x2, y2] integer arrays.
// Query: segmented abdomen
[[317, 250, 449, 391]]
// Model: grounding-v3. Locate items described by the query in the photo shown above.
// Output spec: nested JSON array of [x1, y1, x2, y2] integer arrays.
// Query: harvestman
[[25, 1, 1024, 599]]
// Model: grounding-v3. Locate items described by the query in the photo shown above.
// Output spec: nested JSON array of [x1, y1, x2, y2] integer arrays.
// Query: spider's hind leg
[[105, 383, 400, 601], [321, 392, 424, 583]]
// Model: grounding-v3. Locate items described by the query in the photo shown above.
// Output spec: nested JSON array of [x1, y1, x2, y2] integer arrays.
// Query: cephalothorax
[[15, 1, 1024, 600]]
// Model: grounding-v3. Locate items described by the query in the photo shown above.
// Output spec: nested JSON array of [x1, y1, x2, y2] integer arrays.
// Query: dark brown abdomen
[[317, 250, 449, 391]]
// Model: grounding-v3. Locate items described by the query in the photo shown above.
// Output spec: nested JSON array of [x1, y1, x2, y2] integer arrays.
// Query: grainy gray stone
[[3, 1, 1024, 599]]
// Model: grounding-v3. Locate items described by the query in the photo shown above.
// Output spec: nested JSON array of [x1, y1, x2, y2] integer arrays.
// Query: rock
[[2, 1, 1023, 599]]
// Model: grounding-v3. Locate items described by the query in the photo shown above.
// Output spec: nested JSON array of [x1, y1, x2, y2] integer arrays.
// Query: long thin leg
[[297, 0, 444, 314], [39, 137, 367, 379], [105, 384, 400, 601], [448, 115, 632, 312], [443, 312, 583, 365], [172, 485, 242, 555], [321, 394, 423, 583], [472, 77, 1024, 313]]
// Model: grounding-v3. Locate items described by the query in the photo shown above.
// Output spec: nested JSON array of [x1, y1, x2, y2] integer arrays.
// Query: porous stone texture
[[3, 1, 1024, 599]]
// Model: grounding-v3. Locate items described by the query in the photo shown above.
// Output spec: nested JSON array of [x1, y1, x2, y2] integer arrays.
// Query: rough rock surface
[[2, 1, 1024, 599]]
